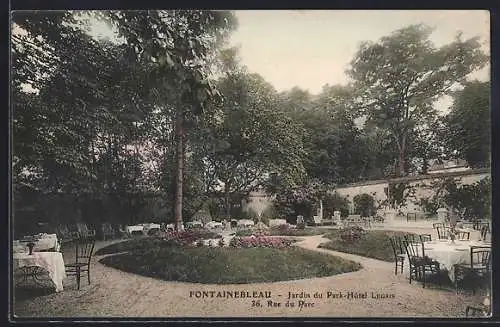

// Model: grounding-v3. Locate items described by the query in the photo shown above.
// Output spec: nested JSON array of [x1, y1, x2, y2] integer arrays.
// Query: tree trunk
[[396, 134, 407, 177], [174, 110, 184, 231], [224, 184, 231, 220]]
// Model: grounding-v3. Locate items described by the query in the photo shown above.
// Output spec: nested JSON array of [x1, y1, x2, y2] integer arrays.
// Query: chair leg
[[88, 269, 91, 285], [394, 262, 398, 275]]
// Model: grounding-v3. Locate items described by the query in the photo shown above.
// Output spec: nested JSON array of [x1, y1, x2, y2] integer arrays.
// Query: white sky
[[229, 10, 490, 95]]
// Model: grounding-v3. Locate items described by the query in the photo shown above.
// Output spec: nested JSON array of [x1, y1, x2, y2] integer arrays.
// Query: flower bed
[[95, 229, 222, 255], [161, 229, 222, 247], [229, 235, 294, 249], [234, 229, 271, 237]]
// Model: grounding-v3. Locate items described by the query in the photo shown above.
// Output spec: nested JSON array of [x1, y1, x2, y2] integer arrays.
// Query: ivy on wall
[[415, 177, 491, 219]]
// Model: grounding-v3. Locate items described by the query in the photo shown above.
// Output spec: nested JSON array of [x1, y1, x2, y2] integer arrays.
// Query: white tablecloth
[[35, 234, 60, 251], [403, 240, 489, 282], [126, 225, 144, 234], [142, 223, 161, 230], [13, 252, 66, 292], [15, 234, 60, 252]]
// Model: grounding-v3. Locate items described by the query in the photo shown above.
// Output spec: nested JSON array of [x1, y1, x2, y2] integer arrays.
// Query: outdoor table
[[33, 233, 60, 252], [126, 225, 144, 234], [143, 223, 161, 231], [403, 240, 490, 282], [13, 251, 66, 292], [16, 234, 61, 252]]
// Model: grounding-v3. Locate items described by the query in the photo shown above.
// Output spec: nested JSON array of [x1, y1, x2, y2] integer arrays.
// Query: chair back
[[419, 234, 432, 242], [457, 231, 470, 241], [403, 239, 424, 261], [433, 222, 445, 229], [57, 224, 69, 237], [480, 224, 489, 240], [404, 233, 420, 243], [436, 227, 448, 240], [101, 223, 114, 234], [75, 236, 96, 265], [77, 223, 96, 238], [389, 237, 400, 258], [470, 246, 491, 269], [407, 213, 417, 222]]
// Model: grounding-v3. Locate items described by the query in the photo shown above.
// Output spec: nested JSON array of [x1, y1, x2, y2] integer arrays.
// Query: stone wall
[[244, 168, 490, 219], [333, 168, 490, 215]]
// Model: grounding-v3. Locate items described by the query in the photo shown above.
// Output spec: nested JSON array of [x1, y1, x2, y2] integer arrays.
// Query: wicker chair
[[65, 235, 96, 290], [403, 239, 440, 288], [454, 246, 491, 294]]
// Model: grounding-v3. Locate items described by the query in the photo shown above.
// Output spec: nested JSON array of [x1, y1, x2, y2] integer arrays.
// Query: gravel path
[[13, 235, 485, 318]]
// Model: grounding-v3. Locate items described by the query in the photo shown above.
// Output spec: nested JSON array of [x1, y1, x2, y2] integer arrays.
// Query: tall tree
[[101, 10, 237, 230], [194, 71, 305, 218], [444, 80, 491, 168], [347, 24, 488, 176]]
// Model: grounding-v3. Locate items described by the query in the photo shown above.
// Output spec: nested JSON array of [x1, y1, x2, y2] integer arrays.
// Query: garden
[[234, 224, 336, 237], [97, 230, 361, 284]]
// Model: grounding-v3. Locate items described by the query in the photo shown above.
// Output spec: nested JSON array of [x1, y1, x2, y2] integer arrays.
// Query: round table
[[126, 225, 144, 235], [403, 240, 490, 282], [13, 251, 66, 292]]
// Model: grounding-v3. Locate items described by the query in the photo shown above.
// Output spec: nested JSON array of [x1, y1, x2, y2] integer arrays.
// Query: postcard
[[10, 9, 491, 320]]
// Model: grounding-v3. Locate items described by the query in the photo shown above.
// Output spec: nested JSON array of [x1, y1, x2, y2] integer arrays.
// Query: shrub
[[339, 226, 365, 243], [353, 193, 376, 217], [443, 177, 491, 220], [417, 197, 440, 217], [277, 224, 291, 233], [234, 229, 254, 237], [159, 229, 222, 247], [147, 228, 161, 236], [323, 192, 350, 218], [229, 236, 294, 249]]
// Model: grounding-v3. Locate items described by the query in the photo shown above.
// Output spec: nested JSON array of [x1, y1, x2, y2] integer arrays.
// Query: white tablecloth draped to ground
[[126, 225, 145, 234], [142, 223, 161, 231], [403, 240, 490, 282], [13, 252, 66, 292]]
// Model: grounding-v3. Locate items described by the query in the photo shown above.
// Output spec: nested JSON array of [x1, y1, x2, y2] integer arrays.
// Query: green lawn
[[318, 230, 416, 262], [98, 240, 361, 284]]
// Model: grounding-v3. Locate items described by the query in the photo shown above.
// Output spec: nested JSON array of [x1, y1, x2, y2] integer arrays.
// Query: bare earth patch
[[13, 235, 484, 318]]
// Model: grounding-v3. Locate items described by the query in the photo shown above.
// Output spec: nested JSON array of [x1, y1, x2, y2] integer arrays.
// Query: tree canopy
[[11, 14, 490, 232]]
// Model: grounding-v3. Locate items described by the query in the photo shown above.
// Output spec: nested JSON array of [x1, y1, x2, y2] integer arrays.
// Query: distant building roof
[[428, 158, 468, 172]]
